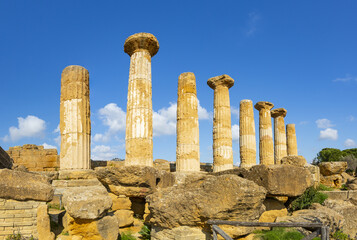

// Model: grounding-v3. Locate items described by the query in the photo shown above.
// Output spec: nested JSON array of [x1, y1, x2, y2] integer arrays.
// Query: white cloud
[[231, 106, 239, 119], [153, 101, 210, 137], [198, 101, 210, 120], [316, 119, 334, 129], [319, 128, 338, 140], [91, 145, 118, 160], [349, 115, 355, 122], [333, 74, 357, 82], [232, 124, 239, 141], [93, 103, 126, 142], [344, 138, 357, 148], [42, 143, 57, 149], [53, 124, 60, 133], [246, 12, 261, 36], [153, 103, 177, 136], [3, 115, 46, 142]]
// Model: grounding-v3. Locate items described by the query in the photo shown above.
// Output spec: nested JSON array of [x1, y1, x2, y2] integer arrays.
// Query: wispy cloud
[[344, 138, 357, 148], [91, 145, 119, 160], [42, 143, 57, 150], [232, 124, 239, 141], [246, 12, 261, 36], [299, 121, 309, 125], [316, 118, 334, 129], [319, 128, 338, 141], [348, 115, 355, 122], [231, 106, 239, 119], [2, 115, 46, 142], [333, 74, 357, 82]]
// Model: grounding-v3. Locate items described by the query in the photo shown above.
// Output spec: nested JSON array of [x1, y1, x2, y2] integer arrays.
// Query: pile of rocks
[[319, 162, 353, 188]]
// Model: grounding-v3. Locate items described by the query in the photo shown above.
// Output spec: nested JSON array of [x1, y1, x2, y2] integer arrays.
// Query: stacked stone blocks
[[7, 144, 59, 171], [0, 199, 46, 239]]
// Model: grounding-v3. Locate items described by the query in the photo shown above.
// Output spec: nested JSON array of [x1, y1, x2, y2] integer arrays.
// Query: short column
[[271, 108, 287, 164], [60, 65, 91, 170], [286, 124, 298, 156], [176, 72, 200, 172], [254, 101, 274, 165], [124, 33, 159, 167], [239, 99, 256, 168], [207, 74, 234, 172]]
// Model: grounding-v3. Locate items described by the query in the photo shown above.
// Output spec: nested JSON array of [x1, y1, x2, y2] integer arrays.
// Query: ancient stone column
[[239, 99, 256, 168], [287, 124, 298, 156], [60, 65, 91, 170], [124, 33, 159, 167], [176, 72, 200, 172], [207, 74, 234, 172], [271, 108, 287, 164], [254, 101, 274, 165]]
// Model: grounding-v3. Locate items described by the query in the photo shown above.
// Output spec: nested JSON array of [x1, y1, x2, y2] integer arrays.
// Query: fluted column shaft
[[176, 72, 200, 172], [271, 108, 287, 164], [60, 65, 91, 170], [255, 102, 274, 165], [208, 75, 234, 172], [239, 99, 256, 167], [287, 124, 298, 156], [124, 33, 159, 167]]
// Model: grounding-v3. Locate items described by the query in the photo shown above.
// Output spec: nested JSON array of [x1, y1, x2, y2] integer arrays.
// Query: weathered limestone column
[[176, 72, 200, 172], [271, 108, 287, 164], [287, 124, 298, 156], [239, 99, 256, 168], [60, 65, 91, 170], [207, 74, 234, 172], [254, 101, 274, 165], [124, 33, 159, 167]]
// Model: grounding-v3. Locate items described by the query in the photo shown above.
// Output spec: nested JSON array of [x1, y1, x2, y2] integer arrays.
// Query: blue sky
[[1, 1, 356, 164]]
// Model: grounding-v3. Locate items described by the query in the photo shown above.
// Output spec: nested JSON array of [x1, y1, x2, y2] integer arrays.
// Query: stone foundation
[[0, 198, 46, 239], [7, 144, 59, 172]]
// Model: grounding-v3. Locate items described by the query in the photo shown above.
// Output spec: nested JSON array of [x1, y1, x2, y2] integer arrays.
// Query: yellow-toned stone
[[114, 209, 134, 228], [239, 100, 257, 168], [255, 102, 274, 165], [286, 124, 298, 156], [124, 33, 159, 167], [207, 75, 234, 172], [37, 205, 55, 240], [109, 193, 131, 210], [60, 65, 91, 170], [237, 233, 258, 240], [7, 144, 59, 171], [176, 72, 200, 172], [271, 108, 288, 164], [259, 208, 288, 223]]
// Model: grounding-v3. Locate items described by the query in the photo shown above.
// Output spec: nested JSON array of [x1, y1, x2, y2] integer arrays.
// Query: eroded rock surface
[[0, 169, 53, 201], [147, 174, 266, 229], [319, 161, 347, 176], [214, 164, 312, 197], [62, 185, 112, 219]]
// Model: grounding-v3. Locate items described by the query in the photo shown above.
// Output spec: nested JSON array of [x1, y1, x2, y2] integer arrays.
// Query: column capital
[[254, 101, 274, 111], [207, 74, 234, 89], [271, 108, 287, 118], [124, 32, 159, 57]]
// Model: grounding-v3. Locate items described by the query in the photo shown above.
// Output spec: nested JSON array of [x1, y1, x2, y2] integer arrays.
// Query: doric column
[[176, 72, 200, 172], [124, 33, 159, 167], [271, 108, 287, 164], [60, 65, 91, 170], [207, 74, 234, 172], [239, 99, 256, 168], [286, 124, 298, 156], [254, 101, 274, 165]]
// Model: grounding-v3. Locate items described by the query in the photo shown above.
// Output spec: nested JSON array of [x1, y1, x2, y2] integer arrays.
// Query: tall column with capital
[[60, 65, 91, 170], [254, 101, 274, 165], [239, 99, 257, 167], [207, 74, 234, 172], [176, 72, 200, 172], [271, 108, 287, 164], [286, 124, 298, 156], [124, 33, 159, 166]]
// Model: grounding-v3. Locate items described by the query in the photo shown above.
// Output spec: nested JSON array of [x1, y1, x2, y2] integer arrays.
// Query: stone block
[[319, 162, 348, 176], [281, 155, 307, 167], [114, 209, 134, 227], [0, 146, 13, 169], [109, 193, 131, 210]]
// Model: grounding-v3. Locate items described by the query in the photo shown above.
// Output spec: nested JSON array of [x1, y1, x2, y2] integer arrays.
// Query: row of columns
[[58, 32, 298, 172]]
